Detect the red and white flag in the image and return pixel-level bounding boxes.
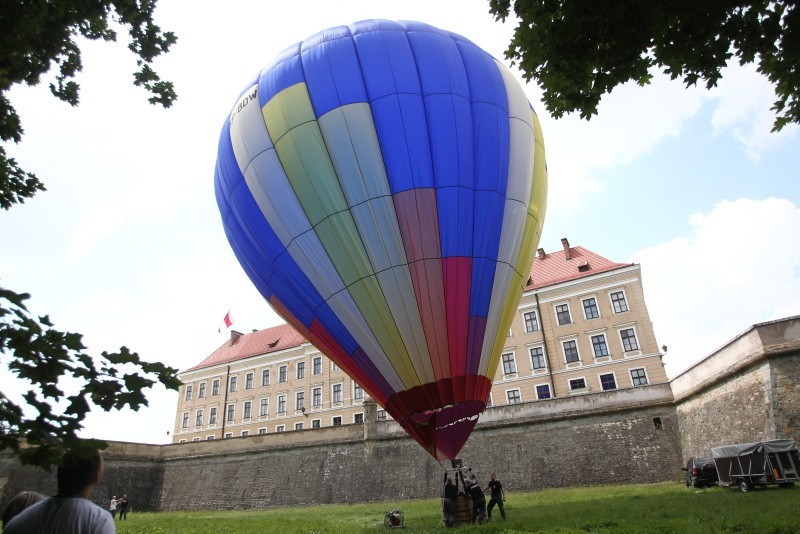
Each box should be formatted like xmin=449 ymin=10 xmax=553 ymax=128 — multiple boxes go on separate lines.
xmin=223 ymin=311 xmax=233 ymax=328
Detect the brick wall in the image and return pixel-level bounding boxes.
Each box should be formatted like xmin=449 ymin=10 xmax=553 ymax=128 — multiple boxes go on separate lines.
xmin=0 ymin=398 xmax=679 ymax=512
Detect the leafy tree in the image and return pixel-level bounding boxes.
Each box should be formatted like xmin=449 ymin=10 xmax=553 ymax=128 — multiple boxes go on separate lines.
xmin=489 ymin=0 xmax=800 ymax=131
xmin=0 ymin=0 xmax=180 ymax=470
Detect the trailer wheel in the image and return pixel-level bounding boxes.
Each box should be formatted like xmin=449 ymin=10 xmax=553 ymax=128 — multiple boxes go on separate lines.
xmin=737 ymin=479 xmax=751 ymax=492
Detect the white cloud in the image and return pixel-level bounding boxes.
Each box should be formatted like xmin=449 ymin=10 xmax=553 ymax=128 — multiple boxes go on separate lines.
xmin=532 ymin=73 xmax=706 ymax=218
xmin=709 ymin=64 xmax=799 ymax=161
xmin=633 ymin=197 xmax=800 ymax=377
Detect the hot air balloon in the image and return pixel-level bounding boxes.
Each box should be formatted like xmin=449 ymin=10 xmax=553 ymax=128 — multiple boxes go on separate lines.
xmin=214 ymin=20 xmax=547 ymax=460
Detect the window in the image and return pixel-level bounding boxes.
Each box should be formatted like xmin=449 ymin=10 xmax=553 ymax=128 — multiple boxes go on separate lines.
xmin=226 ymin=404 xmax=235 ymax=422
xmin=279 ymin=365 xmax=287 ymax=383
xmin=486 ymin=394 xmax=493 ymax=408
xmin=331 ymin=362 xmax=340 ymax=371
xmin=523 ymin=310 xmax=539 ymax=332
xmin=245 ymin=372 xmax=253 ymax=390
xmin=241 ymin=430 xmax=250 ymax=437
xmin=312 ymin=419 xmax=321 ymax=429
xmin=192 ymin=437 xmax=200 ymax=442
xmin=569 ymin=378 xmax=587 ymax=391
xmin=295 ymin=422 xmax=304 ymax=431
xmin=536 ymin=384 xmax=551 ymax=400
xmin=209 ymin=407 xmax=217 ymax=425
xmin=296 ymin=361 xmax=305 ymax=379
xmin=258 ymin=428 xmax=267 ymax=435
xmin=313 ymin=357 xmax=322 ymax=375
xmin=333 ymin=383 xmax=343 ymax=403
xmin=184 ymin=385 xmax=193 ymax=401
xmin=611 ymin=291 xmax=629 ymax=313
xmin=563 ymin=340 xmax=580 ymax=363
xmin=243 ymin=400 xmax=252 ymax=419
xmin=620 ymin=328 xmax=639 ymax=351
xmin=377 ymin=410 xmax=387 ymax=421
xmin=212 ymin=379 xmax=220 ymax=396
xmin=260 ymin=398 xmax=269 ymax=417
xmin=312 ymin=387 xmax=322 ymax=407
xmin=582 ymin=297 xmax=599 ymax=319
xmin=195 ymin=410 xmax=203 ymax=427
xmin=277 ymin=395 xmax=286 ymax=414
xmin=332 ymin=416 xmax=342 ymax=426
xmin=207 ymin=435 xmax=215 ymax=441
xmin=296 ymin=391 xmax=305 ymax=411
xmin=530 ymin=347 xmax=546 ymax=370
xmin=354 ymin=383 xmax=364 ymax=400
xmin=276 ymin=425 xmax=285 ymax=433
xmin=555 ymin=303 xmax=572 ymax=326
xmin=591 ymin=334 xmax=609 ymax=358
xmin=261 ymin=369 xmax=270 ymax=386
xmin=630 ymin=368 xmax=649 ymax=386
xmin=506 ymin=389 xmax=521 ymax=404
xmin=181 ymin=412 xmax=189 ymax=429
xmin=198 ymin=383 xmax=206 ymax=399
xmin=600 ymin=373 xmax=617 ymax=391
xmin=502 ymin=353 xmax=517 ymax=375
xmin=354 ymin=413 xmax=364 ymax=424
xmin=229 ymin=376 xmax=237 ymax=393
xmin=224 ymin=432 xmax=232 ymax=438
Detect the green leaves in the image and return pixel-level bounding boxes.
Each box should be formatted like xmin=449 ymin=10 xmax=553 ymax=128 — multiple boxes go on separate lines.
xmin=0 ymin=0 xmax=178 ymax=209
xmin=0 ymin=0 xmax=180 ymax=471
xmin=0 ymin=285 xmax=180 ymax=470
xmin=489 ymin=0 xmax=800 ymax=131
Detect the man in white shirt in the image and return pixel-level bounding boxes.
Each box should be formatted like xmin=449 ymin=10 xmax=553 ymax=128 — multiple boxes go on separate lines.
xmin=4 ymin=448 xmax=115 ymax=533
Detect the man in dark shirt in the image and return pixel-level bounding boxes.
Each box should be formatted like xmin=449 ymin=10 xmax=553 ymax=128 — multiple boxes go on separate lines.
xmin=442 ymin=475 xmax=458 ymax=526
xmin=484 ymin=473 xmax=506 ymax=521
xmin=465 ymin=479 xmax=486 ymax=524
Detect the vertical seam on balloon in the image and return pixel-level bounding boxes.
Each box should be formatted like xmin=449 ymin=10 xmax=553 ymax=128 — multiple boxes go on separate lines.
xmin=348 ymin=28 xmax=436 ymax=390
xmin=403 ymin=29 xmax=449 ymax=387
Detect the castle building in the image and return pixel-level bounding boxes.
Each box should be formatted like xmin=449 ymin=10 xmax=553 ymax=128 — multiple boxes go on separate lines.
xmin=173 ymin=238 xmax=666 ymax=442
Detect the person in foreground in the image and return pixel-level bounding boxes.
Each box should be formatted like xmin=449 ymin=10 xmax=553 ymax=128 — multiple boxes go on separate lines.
xmin=4 ymin=448 xmax=115 ymax=534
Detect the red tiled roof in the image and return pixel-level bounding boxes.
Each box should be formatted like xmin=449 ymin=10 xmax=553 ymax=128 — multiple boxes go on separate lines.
xmin=185 ymin=323 xmax=307 ymax=372
xmin=525 ymin=245 xmax=632 ymax=290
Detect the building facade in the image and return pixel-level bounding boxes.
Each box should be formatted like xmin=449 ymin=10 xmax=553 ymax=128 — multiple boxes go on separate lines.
xmin=173 ymin=238 xmax=667 ymax=442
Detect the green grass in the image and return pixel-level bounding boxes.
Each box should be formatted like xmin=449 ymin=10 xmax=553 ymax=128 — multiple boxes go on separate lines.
xmin=115 ymin=482 xmax=800 ymax=533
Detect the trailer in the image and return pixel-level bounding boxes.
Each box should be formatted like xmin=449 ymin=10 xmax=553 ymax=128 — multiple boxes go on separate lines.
xmin=711 ymin=439 xmax=800 ymax=492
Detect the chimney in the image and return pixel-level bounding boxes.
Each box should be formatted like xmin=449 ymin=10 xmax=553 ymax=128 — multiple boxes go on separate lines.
xmin=537 ymin=248 xmax=546 ymax=260
xmin=229 ymin=330 xmax=243 ymax=346
xmin=561 ymin=238 xmax=571 ymax=260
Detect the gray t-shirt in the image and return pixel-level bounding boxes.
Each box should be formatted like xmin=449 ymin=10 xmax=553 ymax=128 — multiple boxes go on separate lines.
xmin=4 ymin=496 xmax=115 ymax=534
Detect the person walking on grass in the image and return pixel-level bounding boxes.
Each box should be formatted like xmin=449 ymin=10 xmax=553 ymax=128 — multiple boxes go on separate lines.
xmin=484 ymin=472 xmax=507 ymax=521
xmin=118 ymin=495 xmax=129 ymax=520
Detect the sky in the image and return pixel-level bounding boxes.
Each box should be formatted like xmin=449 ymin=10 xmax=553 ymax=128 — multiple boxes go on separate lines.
xmin=2 ymin=0 xmax=798 ymax=445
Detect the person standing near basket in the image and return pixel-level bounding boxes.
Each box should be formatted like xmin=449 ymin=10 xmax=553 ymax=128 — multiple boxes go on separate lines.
xmin=484 ymin=473 xmax=507 ymax=521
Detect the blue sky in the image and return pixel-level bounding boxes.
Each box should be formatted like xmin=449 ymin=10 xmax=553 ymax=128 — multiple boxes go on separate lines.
xmin=1 ymin=0 xmax=798 ymax=444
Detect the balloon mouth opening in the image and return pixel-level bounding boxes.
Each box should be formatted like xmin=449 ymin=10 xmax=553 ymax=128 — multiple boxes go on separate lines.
xmin=400 ymin=400 xmax=485 ymax=460
xmin=408 ymin=404 xmax=481 ymax=429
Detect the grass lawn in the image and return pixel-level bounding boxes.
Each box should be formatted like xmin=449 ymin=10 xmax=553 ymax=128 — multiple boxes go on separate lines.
xmin=115 ymin=482 xmax=799 ymax=533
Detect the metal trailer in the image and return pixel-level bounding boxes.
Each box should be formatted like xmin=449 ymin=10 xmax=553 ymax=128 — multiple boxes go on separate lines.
xmin=711 ymin=439 xmax=800 ymax=492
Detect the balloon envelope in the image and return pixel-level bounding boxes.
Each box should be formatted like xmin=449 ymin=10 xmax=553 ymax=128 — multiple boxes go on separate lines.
xmin=214 ymin=20 xmax=547 ymax=460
